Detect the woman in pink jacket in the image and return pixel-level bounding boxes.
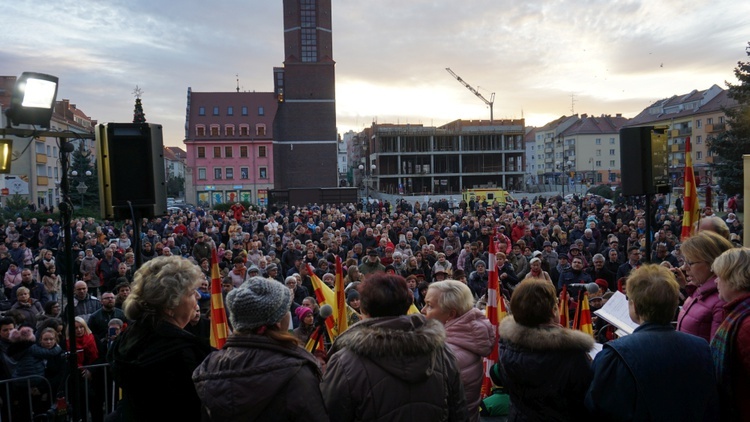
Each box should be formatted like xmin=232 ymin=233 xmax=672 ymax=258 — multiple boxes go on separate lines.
xmin=674 ymin=230 xmax=733 ymax=342
xmin=423 ymin=279 xmax=496 ymax=422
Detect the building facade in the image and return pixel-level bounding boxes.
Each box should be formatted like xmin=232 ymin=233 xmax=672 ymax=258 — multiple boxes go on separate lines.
xmin=356 ymin=119 xmax=526 ymax=195
xmin=625 ymin=84 xmax=734 ymax=186
xmin=559 ymin=114 xmax=629 ymax=185
xmin=183 ymin=89 xmax=278 ymax=207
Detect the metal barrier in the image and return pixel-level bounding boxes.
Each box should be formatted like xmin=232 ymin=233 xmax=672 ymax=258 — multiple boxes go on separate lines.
xmin=0 ymin=363 xmax=117 ymax=422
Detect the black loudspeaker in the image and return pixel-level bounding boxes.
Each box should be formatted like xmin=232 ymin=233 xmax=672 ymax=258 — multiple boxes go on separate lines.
xmin=620 ymin=126 xmax=670 ymax=196
xmin=96 ymin=123 xmax=167 ymax=220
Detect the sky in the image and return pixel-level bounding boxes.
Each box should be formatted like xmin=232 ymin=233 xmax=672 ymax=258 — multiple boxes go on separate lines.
xmin=2 ymin=0 xmax=749 ymax=148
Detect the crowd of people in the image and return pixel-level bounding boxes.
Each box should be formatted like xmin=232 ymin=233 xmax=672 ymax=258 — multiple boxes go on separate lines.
xmin=0 ymin=191 xmax=747 ymax=421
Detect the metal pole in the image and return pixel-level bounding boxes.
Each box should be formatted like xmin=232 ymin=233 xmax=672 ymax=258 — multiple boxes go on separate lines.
xmin=60 ymin=138 xmax=80 ymax=420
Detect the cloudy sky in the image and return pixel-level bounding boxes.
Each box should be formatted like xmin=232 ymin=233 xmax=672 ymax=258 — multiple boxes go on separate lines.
xmin=2 ymin=0 xmax=748 ymax=147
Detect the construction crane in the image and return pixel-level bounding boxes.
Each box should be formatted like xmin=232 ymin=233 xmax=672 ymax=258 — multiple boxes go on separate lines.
xmin=446 ymin=67 xmax=495 ymax=122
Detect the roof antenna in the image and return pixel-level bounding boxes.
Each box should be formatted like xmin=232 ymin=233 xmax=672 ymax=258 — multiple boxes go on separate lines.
xmin=236 ymin=74 xmax=240 ymax=93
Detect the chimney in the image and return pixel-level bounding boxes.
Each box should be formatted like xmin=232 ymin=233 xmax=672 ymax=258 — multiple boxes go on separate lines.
xmin=616 ymin=113 xmax=622 ymax=118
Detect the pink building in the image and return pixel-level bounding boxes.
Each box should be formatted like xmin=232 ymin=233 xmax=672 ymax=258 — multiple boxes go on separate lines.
xmin=184 ymin=90 xmax=278 ymax=207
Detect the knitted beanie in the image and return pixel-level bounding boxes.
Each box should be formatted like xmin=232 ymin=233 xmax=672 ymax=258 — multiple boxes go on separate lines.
xmin=294 ymin=306 xmax=313 ymax=321
xmin=226 ymin=276 xmax=292 ymax=331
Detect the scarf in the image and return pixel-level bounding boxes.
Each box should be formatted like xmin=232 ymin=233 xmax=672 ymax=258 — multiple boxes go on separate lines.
xmin=711 ymin=295 xmax=750 ymax=419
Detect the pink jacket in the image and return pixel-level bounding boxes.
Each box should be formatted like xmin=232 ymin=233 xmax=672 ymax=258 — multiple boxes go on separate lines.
xmin=676 ymin=276 xmax=725 ymax=342
xmin=444 ymin=307 xmax=496 ymax=422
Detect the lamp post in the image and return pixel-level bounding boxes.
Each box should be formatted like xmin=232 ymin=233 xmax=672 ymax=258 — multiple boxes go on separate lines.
xmin=358 ymin=163 xmax=376 ymax=207
xmin=71 ymin=170 xmax=92 ymax=208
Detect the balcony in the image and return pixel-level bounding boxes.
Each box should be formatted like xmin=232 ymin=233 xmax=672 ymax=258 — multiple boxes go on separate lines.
xmin=671 ymin=144 xmax=685 ymax=152
xmin=544 ymin=147 xmax=553 ymax=153
xmin=678 ymin=127 xmax=692 ymax=136
xmin=706 ymin=156 xmax=714 ymax=164
xmin=37 ymin=176 xmax=49 ymax=186
xmin=706 ymin=123 xmax=726 ymax=133
xmin=36 ymin=153 xmax=47 ymax=164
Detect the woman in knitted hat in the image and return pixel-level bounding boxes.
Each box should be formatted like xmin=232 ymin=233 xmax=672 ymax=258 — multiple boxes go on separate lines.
xmin=293 ymin=305 xmax=315 ymax=344
xmin=193 ymin=276 xmax=328 ymax=421
xmin=109 ymin=256 xmax=213 ymax=422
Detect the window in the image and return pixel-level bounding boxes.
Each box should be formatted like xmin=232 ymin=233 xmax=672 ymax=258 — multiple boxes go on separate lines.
xmin=719 ymin=116 xmax=725 ymax=124
xmin=213 ymin=147 xmax=221 ymax=158
xmin=52 ymin=146 xmax=57 ymax=157
xmin=214 ymin=168 xmax=222 ymax=179
xmin=240 ymin=167 xmax=249 ymax=179
xmin=696 ymin=119 xmax=702 ymax=128
xmin=697 ymin=151 xmax=703 ymax=160
xmin=595 ymin=138 xmax=601 ymax=145
xmin=225 ymin=146 xmax=233 ymax=158
xmin=46 ymin=145 xmax=51 ymax=156
xmin=596 ymin=150 xmax=601 ymax=156
xmin=199 ymin=107 xmax=205 ymax=116
xmin=256 ymin=124 xmax=266 ymax=136
xmin=300 ymin=1 xmax=317 ymax=63
xmin=610 ymin=138 xmax=615 ymax=144
xmin=696 ymin=135 xmax=702 ymax=144
xmin=197 ymin=147 xmax=205 ymax=158
xmin=196 ymin=126 xmax=205 ymax=137
xmin=240 ymin=146 xmax=248 ymax=157
xmin=241 ymin=106 xmax=248 ymax=116
xmin=610 ymin=160 xmax=616 ymax=167
xmin=226 ymin=125 xmax=235 ymax=136
xmin=609 ymin=149 xmax=615 ymax=155
xmin=707 ymin=118 xmax=713 ymax=125
xmin=239 ymin=125 xmax=249 ymax=136
xmin=213 ymin=106 xmax=219 ymax=116
xmin=227 ymin=106 xmax=233 ymax=116
xmin=258 ymin=146 xmax=267 ymax=157
xmin=210 ymin=126 xmax=219 ymax=137
xmin=226 ymin=168 xmax=234 ymax=179
xmin=198 ymin=168 xmax=207 ymax=180
xmin=595 ymin=160 xmax=601 ymax=167
xmin=258 ymin=106 xmax=265 ymax=116
xmin=259 ymin=167 xmax=267 ymax=179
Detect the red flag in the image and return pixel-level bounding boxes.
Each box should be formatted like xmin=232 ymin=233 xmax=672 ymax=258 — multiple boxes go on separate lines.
xmin=481 ymin=231 xmax=505 ymax=399
xmin=209 ymin=249 xmax=229 ymax=348
xmin=681 ymin=136 xmax=700 ymax=240
xmin=559 ymin=285 xmax=570 ymax=328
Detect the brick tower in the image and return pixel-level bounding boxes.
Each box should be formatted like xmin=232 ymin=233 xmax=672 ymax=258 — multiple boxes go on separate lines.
xmin=273 ymin=0 xmax=338 ymax=189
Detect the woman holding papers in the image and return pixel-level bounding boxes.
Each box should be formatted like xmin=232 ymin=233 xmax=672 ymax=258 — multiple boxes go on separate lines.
xmin=710 ymin=247 xmax=750 ymax=421
xmin=586 ymin=265 xmax=718 ymax=421
xmin=675 ymin=231 xmax=733 ymax=342
xmin=491 ymin=278 xmax=594 ymax=421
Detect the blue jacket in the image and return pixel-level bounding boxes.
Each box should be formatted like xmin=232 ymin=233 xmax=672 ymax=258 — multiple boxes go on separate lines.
xmin=586 ymin=323 xmax=718 ymax=421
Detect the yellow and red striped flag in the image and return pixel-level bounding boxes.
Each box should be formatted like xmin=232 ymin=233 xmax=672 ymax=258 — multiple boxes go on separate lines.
xmin=481 ymin=232 xmax=505 ymax=398
xmin=304 ymin=264 xmax=338 ymax=353
xmin=572 ymin=291 xmax=594 ymax=336
xmin=559 ymin=285 xmax=570 ymax=328
xmin=209 ymin=249 xmax=229 ymax=348
xmin=334 ymin=257 xmax=348 ymax=337
xmin=681 ymin=136 xmax=700 ymax=240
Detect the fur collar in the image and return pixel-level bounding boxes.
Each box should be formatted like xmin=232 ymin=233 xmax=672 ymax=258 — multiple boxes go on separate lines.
xmin=332 ymin=314 xmax=446 ymax=358
xmin=500 ymin=316 xmax=594 ymax=352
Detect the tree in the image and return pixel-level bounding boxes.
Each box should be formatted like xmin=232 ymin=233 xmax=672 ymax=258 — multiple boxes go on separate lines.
xmin=708 ymin=42 xmax=750 ymax=196
xmin=69 ymin=140 xmax=99 ymax=210
xmin=132 ymin=85 xmax=146 ymax=124
xmin=167 ymin=175 xmax=185 ymax=197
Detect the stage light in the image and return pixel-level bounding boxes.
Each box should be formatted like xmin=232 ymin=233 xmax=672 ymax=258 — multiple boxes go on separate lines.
xmin=5 ymin=72 xmax=59 ymax=127
xmin=0 ymin=139 xmax=11 ymax=173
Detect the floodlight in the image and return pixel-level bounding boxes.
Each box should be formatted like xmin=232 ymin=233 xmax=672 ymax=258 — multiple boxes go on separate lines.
xmin=5 ymin=72 xmax=59 ymax=127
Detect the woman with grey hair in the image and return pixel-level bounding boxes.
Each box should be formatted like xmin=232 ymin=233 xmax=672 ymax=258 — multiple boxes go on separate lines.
xmin=524 ymin=257 xmax=552 ymax=283
xmin=422 ymin=280 xmax=495 ymax=422
xmin=109 ymin=256 xmax=213 ymax=422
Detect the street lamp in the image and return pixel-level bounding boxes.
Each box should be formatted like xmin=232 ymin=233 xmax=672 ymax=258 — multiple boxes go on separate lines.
xmin=71 ymin=170 xmax=92 ymax=208
xmin=358 ymin=163 xmax=376 ymax=206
